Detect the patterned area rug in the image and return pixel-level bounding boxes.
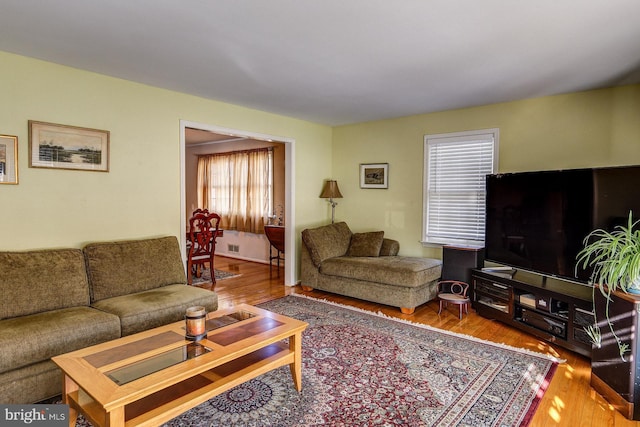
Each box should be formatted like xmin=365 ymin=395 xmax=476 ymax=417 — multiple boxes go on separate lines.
xmin=73 ymin=295 xmax=558 ymax=426
xmin=191 ymin=268 xmax=241 ymax=285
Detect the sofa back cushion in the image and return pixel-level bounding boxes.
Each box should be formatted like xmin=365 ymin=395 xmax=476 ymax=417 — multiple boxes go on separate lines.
xmin=301 ymin=222 xmax=352 ymax=266
xmin=84 ymin=236 xmax=187 ymax=302
xmin=0 ymin=249 xmax=90 ymax=319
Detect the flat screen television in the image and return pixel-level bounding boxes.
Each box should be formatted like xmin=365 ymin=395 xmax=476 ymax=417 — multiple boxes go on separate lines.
xmin=485 ymin=165 xmax=640 ymax=283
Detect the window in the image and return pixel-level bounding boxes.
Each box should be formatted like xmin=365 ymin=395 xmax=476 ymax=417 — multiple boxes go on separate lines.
xmin=196 ymin=148 xmax=273 ymax=233
xmin=422 ymin=129 xmax=498 ymax=246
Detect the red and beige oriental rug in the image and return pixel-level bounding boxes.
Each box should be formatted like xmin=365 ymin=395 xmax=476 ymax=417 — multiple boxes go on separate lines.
xmin=76 ymin=294 xmax=559 ymax=426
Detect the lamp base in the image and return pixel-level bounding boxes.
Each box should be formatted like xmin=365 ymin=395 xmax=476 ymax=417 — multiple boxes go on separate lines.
xmin=329 ymin=199 xmax=338 ymax=223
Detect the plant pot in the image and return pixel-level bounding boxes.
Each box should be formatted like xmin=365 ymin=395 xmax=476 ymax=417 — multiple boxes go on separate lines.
xmin=590 ymin=289 xmax=640 ymax=420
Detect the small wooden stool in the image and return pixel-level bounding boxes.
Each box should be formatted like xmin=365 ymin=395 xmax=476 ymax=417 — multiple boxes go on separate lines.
xmin=437 ymin=280 xmax=471 ymax=319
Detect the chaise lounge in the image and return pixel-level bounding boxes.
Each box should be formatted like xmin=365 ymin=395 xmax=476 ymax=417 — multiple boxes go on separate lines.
xmin=300 ymin=222 xmax=442 ymax=314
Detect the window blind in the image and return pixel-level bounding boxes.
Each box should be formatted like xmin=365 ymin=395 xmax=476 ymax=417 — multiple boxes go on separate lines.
xmin=424 ymin=131 xmax=497 ymax=245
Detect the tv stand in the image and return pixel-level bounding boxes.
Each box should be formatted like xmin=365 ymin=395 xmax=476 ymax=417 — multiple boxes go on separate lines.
xmin=471 ymin=268 xmax=593 ymax=358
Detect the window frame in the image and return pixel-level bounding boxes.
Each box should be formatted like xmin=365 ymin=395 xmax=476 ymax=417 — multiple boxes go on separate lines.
xmin=422 ymin=128 xmax=499 ymax=247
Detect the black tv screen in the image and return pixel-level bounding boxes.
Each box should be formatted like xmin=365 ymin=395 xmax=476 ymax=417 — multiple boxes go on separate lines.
xmin=485 ymin=166 xmax=640 ymax=283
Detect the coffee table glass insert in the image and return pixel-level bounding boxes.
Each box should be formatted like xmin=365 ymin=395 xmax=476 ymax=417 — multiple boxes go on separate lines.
xmin=101 ymin=311 xmax=257 ymax=385
xmin=106 ymin=342 xmax=211 ymax=385
xmin=87 ymin=311 xmax=262 ymax=386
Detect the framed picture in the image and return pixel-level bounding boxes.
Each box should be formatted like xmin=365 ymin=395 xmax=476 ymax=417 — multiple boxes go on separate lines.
xmin=360 ymin=163 xmax=388 ymax=189
xmin=29 ymin=120 xmax=110 ymax=172
xmin=0 ymin=134 xmax=18 ymax=184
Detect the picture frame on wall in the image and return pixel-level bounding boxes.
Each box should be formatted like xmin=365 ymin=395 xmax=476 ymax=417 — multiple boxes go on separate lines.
xmin=28 ymin=120 xmax=110 ymax=172
xmin=0 ymin=134 xmax=19 ymax=184
xmin=360 ymin=163 xmax=388 ymax=189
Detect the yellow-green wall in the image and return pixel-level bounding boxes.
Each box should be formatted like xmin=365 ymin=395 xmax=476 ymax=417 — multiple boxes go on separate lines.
xmin=332 ymin=85 xmax=640 ymax=258
xmin=0 ymin=51 xmax=333 ymax=269
xmin=2 ymin=50 xmax=639 ymax=277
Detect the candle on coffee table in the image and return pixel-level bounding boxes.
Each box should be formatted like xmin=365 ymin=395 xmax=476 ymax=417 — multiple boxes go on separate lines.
xmin=185 ymin=306 xmax=206 ymax=340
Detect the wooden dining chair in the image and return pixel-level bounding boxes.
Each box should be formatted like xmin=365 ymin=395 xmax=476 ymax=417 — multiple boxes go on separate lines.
xmin=187 ymin=210 xmax=221 ymax=285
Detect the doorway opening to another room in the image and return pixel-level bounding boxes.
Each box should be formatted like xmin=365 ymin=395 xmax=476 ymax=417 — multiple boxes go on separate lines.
xmin=180 ymin=120 xmax=296 ymax=286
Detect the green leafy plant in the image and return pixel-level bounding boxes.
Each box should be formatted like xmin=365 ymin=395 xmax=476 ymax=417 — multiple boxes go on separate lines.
xmin=576 ymin=211 xmax=640 ymax=361
xmin=584 ymin=323 xmax=602 ymax=348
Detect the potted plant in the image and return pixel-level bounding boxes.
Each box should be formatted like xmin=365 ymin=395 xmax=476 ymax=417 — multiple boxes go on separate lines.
xmin=576 ymin=211 xmax=640 ymax=361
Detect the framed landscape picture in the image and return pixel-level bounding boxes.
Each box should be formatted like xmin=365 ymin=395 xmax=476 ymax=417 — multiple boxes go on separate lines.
xmin=29 ymin=121 xmax=110 ymax=172
xmin=360 ymin=163 xmax=388 ymax=189
xmin=0 ymin=134 xmax=18 ymax=184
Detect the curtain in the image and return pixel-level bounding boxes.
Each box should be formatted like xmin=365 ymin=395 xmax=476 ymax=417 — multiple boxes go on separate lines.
xmin=197 ymin=148 xmax=272 ymax=234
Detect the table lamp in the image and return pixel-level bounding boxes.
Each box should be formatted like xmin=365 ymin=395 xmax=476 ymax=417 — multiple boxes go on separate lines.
xmin=320 ymin=180 xmax=343 ymax=224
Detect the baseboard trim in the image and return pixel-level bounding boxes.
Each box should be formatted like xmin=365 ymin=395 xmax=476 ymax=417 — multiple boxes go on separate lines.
xmin=591 ymin=372 xmax=634 ymax=420
xmin=216 ymin=253 xmax=271 ymax=265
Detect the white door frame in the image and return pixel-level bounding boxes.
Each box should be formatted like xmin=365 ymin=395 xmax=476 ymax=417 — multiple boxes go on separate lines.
xmin=179 ymin=120 xmax=296 ymax=286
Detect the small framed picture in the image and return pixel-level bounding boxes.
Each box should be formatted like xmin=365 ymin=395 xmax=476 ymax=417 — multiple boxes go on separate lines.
xmin=0 ymin=134 xmax=19 ymax=184
xmin=29 ymin=120 xmax=110 ymax=172
xmin=360 ymin=163 xmax=388 ymax=189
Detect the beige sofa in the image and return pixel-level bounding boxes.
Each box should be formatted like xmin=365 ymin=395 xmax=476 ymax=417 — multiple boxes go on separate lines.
xmin=301 ymin=222 xmax=442 ymax=314
xmin=0 ymin=236 xmax=218 ymax=404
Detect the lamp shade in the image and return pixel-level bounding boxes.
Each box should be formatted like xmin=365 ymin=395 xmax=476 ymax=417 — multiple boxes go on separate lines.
xmin=320 ymin=180 xmax=343 ymax=199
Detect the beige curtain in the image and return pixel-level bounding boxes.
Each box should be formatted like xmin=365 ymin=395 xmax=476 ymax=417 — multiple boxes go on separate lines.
xmin=196 ymin=148 xmax=272 ymax=234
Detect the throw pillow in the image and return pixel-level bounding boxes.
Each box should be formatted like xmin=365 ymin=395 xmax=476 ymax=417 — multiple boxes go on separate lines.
xmin=347 ymin=231 xmax=385 ymax=257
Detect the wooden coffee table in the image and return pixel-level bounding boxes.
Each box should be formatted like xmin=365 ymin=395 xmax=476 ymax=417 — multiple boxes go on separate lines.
xmin=52 ymin=304 xmax=308 ymax=427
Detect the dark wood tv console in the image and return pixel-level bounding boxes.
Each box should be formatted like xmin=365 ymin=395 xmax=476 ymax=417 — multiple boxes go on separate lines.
xmin=471 ymin=268 xmax=594 ymax=358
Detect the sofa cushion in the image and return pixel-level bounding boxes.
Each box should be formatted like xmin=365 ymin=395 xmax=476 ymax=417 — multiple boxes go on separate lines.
xmin=301 ymin=222 xmax=352 ymax=266
xmin=84 ymin=236 xmax=187 ymax=302
xmin=347 ymin=231 xmax=385 ymax=257
xmin=91 ymin=284 xmax=218 ymax=336
xmin=320 ymin=256 xmax=442 ymax=288
xmin=0 ymin=249 xmax=90 ymax=320
xmin=380 ymin=238 xmax=400 ymax=256
xmin=0 ymin=306 xmax=121 ymax=374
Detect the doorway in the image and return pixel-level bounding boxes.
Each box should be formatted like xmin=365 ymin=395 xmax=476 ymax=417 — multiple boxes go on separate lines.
xmin=179 ymin=120 xmax=296 ymax=286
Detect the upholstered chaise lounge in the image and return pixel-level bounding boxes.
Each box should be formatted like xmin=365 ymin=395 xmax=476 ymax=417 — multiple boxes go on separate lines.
xmin=0 ymin=236 xmax=218 ymax=404
xmin=301 ymin=222 xmax=442 ymax=314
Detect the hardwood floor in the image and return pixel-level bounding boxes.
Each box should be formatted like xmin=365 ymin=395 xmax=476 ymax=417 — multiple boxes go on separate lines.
xmin=203 ymin=256 xmax=640 ymax=426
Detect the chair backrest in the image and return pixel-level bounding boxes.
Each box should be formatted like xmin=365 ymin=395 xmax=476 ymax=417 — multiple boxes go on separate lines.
xmin=192 ymin=208 xmax=208 ymax=215
xmin=188 ymin=211 xmax=221 ymax=258
xmin=438 ymin=280 xmax=469 ymax=296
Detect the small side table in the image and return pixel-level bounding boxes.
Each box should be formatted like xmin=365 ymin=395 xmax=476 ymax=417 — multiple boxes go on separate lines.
xmin=264 ymin=225 xmax=285 ymax=270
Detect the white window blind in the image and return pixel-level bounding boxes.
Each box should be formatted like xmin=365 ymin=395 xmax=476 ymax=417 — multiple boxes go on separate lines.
xmin=423 ymin=129 xmax=498 ymax=246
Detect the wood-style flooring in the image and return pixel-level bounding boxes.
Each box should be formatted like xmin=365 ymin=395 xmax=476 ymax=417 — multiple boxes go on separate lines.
xmin=202 ymin=256 xmax=640 ymax=427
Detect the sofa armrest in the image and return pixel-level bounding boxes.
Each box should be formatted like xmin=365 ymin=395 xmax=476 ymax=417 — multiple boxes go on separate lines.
xmin=380 ymin=238 xmax=400 ymax=256
xmin=301 ymin=222 xmax=352 ymax=266
xmin=300 ymin=243 xmax=320 ymax=288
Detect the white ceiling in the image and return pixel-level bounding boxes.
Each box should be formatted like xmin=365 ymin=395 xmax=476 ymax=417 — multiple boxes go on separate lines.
xmin=1 ymin=1 xmax=639 ymax=126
